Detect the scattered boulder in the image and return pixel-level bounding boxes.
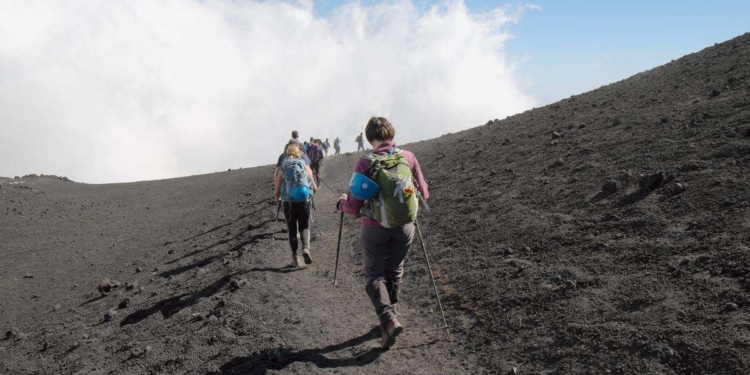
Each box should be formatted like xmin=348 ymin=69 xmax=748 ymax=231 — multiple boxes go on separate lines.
xmin=678 ymin=162 xmax=704 ymax=172
xmin=230 ymin=278 xmax=247 ymax=291
xmin=601 ymin=180 xmax=620 ymax=194
xmin=135 ymin=267 xmax=143 ymax=273
xmin=638 ymin=172 xmax=666 ymax=192
xmin=502 ymin=138 xmax=511 ymax=146
xmin=725 ymin=302 xmax=739 ymax=312
xmin=23 ymin=273 xmax=34 ymax=279
xmin=550 ymin=158 xmax=565 ymax=168
xmin=617 ymin=170 xmax=634 ymax=182
xmin=118 ymin=299 xmax=131 ymax=309
xmin=551 ymin=131 xmax=561 ymax=139
xmin=191 ymin=313 xmax=204 ymax=322
xmin=663 ymin=183 xmax=687 ymax=196
xmin=709 ymin=89 xmax=721 ymax=98
xmin=53 ymin=304 xmax=61 ymax=312
xmin=125 ymin=280 xmax=139 ymax=291
xmin=104 ymin=309 xmax=116 ymax=322
xmin=720 ymin=198 xmax=737 ymax=208
xmin=98 ymin=278 xmax=121 ymax=296
xmin=658 ymin=346 xmax=676 ymax=358
xmin=5 ymin=327 xmax=26 ymax=340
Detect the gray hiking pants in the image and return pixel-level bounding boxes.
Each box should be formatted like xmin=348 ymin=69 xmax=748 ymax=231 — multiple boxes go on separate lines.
xmin=361 ymin=223 xmax=415 ymax=326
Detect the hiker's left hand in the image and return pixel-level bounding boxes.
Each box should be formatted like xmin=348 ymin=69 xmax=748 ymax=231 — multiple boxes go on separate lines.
xmin=339 ymin=193 xmax=347 ymax=201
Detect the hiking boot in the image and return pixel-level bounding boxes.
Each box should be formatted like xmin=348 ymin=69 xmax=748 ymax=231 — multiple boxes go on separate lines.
xmin=302 ymin=248 xmax=313 ymax=265
xmin=289 ymin=255 xmax=301 ymax=268
xmin=379 ymin=318 xmax=403 ymax=349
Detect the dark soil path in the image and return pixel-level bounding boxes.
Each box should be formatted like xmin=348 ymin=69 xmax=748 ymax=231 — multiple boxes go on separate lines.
xmin=0 ymin=166 xmax=477 ymax=374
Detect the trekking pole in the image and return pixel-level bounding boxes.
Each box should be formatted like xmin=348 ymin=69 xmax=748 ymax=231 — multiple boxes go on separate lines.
xmin=317 ymin=177 xmax=337 ymax=194
xmin=415 ymin=220 xmax=448 ymax=330
xmin=333 ymin=211 xmax=344 ymax=286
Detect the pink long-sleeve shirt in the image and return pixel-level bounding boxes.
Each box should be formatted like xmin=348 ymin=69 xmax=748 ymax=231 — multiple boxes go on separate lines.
xmin=340 ymin=140 xmax=429 ymax=228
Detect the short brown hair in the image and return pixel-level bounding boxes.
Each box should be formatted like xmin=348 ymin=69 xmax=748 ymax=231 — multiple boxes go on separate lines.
xmin=291 ymin=130 xmax=299 ymax=139
xmin=365 ymin=116 xmax=395 ymax=143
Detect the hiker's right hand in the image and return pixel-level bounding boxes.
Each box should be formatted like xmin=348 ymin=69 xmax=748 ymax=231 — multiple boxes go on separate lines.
xmin=339 ymin=193 xmax=347 ymax=201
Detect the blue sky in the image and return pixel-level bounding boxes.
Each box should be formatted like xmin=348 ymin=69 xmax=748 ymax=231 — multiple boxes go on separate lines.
xmin=316 ymin=0 xmax=750 ymax=105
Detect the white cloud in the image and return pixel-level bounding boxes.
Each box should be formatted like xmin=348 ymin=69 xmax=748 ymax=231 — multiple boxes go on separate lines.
xmin=0 ymin=0 xmax=536 ymax=183
xmin=592 ymin=52 xmax=614 ymax=68
xmin=524 ymin=4 xmax=543 ymax=11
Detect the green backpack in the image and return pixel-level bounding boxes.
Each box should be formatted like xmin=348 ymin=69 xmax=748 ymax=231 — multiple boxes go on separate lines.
xmin=362 ymin=148 xmax=418 ymax=228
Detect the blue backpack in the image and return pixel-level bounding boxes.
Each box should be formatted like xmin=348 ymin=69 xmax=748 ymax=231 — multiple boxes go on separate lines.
xmin=280 ymin=158 xmax=312 ymax=203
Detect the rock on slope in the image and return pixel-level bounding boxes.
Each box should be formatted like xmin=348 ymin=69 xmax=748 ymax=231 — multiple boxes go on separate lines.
xmin=395 ymin=32 xmax=750 ymax=374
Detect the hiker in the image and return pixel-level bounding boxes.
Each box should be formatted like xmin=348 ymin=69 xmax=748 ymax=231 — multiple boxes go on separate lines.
xmin=355 ymin=132 xmax=365 ymax=152
xmin=307 ymin=139 xmax=324 ymax=185
xmin=322 ymin=138 xmax=331 ymax=156
xmin=334 ymin=136 xmax=341 ymax=155
xmin=338 ymin=116 xmax=429 ymax=349
xmin=275 ymin=135 xmax=310 ymax=179
xmin=275 ymin=144 xmax=318 ymax=267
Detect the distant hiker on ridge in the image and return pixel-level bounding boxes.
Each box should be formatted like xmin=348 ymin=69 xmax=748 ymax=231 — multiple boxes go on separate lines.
xmin=334 ymin=136 xmax=341 ymax=155
xmin=338 ymin=116 xmax=429 ymax=349
xmin=275 ymin=144 xmax=318 ymax=268
xmin=307 ymin=139 xmax=324 ymax=185
xmin=355 ymin=132 xmax=365 ymax=152
xmin=323 ymin=138 xmax=331 ymax=156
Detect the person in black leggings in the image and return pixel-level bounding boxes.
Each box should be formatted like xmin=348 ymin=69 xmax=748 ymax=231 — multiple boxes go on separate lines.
xmin=274 ymin=144 xmax=318 ymax=267
xmin=283 ymin=201 xmax=311 ymax=267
